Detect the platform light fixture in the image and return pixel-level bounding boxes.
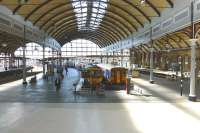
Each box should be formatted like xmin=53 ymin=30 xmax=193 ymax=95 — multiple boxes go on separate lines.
xmin=18 ymin=0 xmax=28 ymax=4
xmin=140 ymin=0 xmax=146 ymax=5
xmin=1 ymin=43 xmax=8 ymax=47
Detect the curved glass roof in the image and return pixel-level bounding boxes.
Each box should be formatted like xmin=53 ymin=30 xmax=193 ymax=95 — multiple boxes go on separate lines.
xmin=0 ymin=0 xmax=175 ymax=50
xmin=72 ymin=0 xmax=108 ymax=31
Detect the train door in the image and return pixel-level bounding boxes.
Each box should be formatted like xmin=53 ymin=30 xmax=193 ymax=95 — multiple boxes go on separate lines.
xmin=122 ymin=70 xmax=126 ymax=83
xmin=116 ymin=70 xmax=120 ymax=84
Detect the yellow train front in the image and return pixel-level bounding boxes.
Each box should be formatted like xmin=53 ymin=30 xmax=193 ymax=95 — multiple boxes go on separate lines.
xmin=97 ymin=64 xmax=128 ymax=90
xmin=87 ymin=66 xmax=103 ymax=87
xmin=81 ymin=65 xmax=104 ymax=89
xmin=110 ymin=67 xmax=127 ymax=85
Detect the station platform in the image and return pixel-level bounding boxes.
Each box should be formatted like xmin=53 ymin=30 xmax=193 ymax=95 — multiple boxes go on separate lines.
xmin=0 ymin=68 xmax=200 ymax=133
xmin=138 ymin=68 xmax=192 ymax=78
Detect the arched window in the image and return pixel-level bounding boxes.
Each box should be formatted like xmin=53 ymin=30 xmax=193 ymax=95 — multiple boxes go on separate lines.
xmin=15 ymin=43 xmax=54 ymax=59
xmin=61 ymin=39 xmax=102 ymax=57
xmin=14 ymin=43 xmax=46 ymax=68
xmin=15 ymin=43 xmax=43 ymax=59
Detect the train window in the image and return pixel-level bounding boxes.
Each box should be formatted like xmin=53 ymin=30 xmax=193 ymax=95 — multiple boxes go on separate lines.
xmin=90 ymin=70 xmax=102 ymax=77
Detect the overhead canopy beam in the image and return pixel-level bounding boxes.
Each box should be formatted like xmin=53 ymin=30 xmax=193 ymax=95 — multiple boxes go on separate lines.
xmin=49 ymin=18 xmax=127 ymax=39
xmin=59 ymin=31 xmax=111 ymax=47
xmin=174 ymin=34 xmax=190 ymax=47
xmin=123 ymin=0 xmax=151 ymax=23
xmin=27 ymin=0 xmax=153 ymax=27
xmin=58 ymin=29 xmax=115 ymax=47
xmin=40 ymin=6 xmax=138 ymax=32
xmin=166 ymin=0 xmax=174 ymax=7
xmin=54 ymin=23 xmax=122 ymax=42
xmin=46 ymin=14 xmax=129 ymax=37
xmin=58 ymin=31 xmax=110 ymax=47
xmin=56 ymin=25 xmax=118 ymax=45
xmin=24 ymin=0 xmax=52 ymax=21
xmin=45 ymin=11 xmax=132 ymax=35
xmin=146 ymin=0 xmax=161 ymax=17
xmin=54 ymin=24 xmax=120 ymax=45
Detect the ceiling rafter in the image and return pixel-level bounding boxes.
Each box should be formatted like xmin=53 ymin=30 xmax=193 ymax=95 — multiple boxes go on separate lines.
xmin=49 ymin=21 xmax=127 ymax=40
xmin=13 ymin=5 xmax=22 ymax=14
xmin=156 ymin=39 xmax=168 ymax=50
xmin=107 ymin=1 xmax=144 ymax=27
xmin=21 ymin=0 xmax=144 ymax=28
xmin=84 ymin=34 xmax=111 ymax=47
xmin=58 ymin=29 xmax=114 ymax=47
xmin=59 ymin=32 xmax=108 ymax=47
xmin=54 ymin=23 xmax=120 ymax=44
xmin=39 ymin=6 xmax=138 ymax=32
xmin=152 ymin=43 xmax=161 ymax=51
xmin=45 ymin=11 xmax=132 ymax=35
xmin=2 ymin=0 xmax=175 ymax=49
xmin=159 ymin=37 xmax=175 ymax=49
xmin=153 ymin=41 xmax=163 ymax=51
xmin=122 ymin=0 xmax=151 ymax=23
xmin=145 ymin=42 xmax=160 ymax=51
xmin=49 ymin=17 xmax=127 ymax=39
xmin=138 ymin=45 xmax=148 ymax=53
xmin=166 ymin=0 xmax=174 ymax=7
xmin=146 ymin=0 xmax=161 ymax=17
xmin=167 ymin=35 xmax=183 ymax=48
xmin=53 ymin=23 xmax=122 ymax=43
xmin=162 ymin=35 xmax=182 ymax=48
xmin=174 ymin=34 xmax=190 ymax=47
xmin=24 ymin=0 xmax=53 ymax=21
xmin=61 ymin=31 xmax=111 ymax=47
xmin=55 ymin=26 xmax=118 ymax=45
xmin=46 ymin=15 xmax=129 ymax=37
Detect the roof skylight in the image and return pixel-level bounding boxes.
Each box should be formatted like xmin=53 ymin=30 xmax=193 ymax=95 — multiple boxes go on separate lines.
xmin=72 ymin=0 xmax=108 ymax=31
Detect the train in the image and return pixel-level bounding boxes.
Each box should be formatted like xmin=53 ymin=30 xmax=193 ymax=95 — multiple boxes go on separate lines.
xmin=81 ymin=65 xmax=104 ymax=89
xmin=97 ymin=64 xmax=128 ymax=90
xmin=81 ymin=64 xmax=128 ymax=90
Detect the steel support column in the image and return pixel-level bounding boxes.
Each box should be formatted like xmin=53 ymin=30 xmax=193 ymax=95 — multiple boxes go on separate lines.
xmin=59 ymin=51 xmax=62 ymax=66
xmin=113 ymin=52 xmax=115 ymax=63
xmin=149 ymin=48 xmax=154 ymax=83
xmin=100 ymin=53 xmax=103 ymax=63
xmin=22 ymin=25 xmax=27 ymax=85
xmin=106 ymin=53 xmax=108 ymax=64
xmin=189 ymin=39 xmax=198 ymax=101
xmin=22 ymin=45 xmax=27 ymax=84
xmin=42 ymin=44 xmax=45 ymax=78
xmin=121 ymin=50 xmax=123 ymax=67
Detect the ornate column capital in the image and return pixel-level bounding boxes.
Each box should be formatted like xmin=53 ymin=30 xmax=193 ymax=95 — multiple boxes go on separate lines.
xmin=189 ymin=39 xmax=198 ymax=46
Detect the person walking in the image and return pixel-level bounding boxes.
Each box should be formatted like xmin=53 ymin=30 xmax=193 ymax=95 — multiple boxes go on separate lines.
xmin=65 ymin=65 xmax=68 ymax=76
xmin=55 ymin=65 xmax=63 ymax=91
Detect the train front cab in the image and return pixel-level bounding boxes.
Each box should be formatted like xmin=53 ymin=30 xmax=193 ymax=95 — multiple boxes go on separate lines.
xmin=110 ymin=67 xmax=127 ymax=85
xmin=106 ymin=67 xmax=127 ymax=90
xmin=88 ymin=66 xmax=103 ymax=86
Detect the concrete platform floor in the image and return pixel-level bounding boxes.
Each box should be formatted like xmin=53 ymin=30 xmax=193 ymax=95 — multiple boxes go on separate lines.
xmin=0 ymin=102 xmax=200 ymax=133
xmin=132 ymin=74 xmax=200 ymax=101
xmin=0 ymin=68 xmax=200 ymax=133
xmin=0 ymin=68 xmax=151 ymax=103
